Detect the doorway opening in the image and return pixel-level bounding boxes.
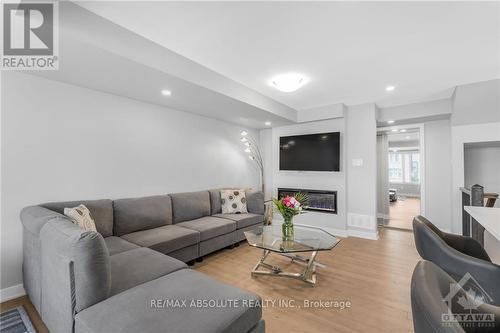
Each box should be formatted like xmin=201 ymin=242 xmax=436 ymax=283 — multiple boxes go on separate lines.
xmin=377 ymin=125 xmax=424 ymax=231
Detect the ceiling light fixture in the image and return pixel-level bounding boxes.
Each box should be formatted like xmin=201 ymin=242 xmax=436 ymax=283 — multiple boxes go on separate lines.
xmin=391 ymin=129 xmax=398 ymax=132
xmin=264 ymin=121 xmax=271 ymax=126
xmin=400 ymin=129 xmax=407 ymax=133
xmin=240 ymin=131 xmax=248 ymax=137
xmin=386 ymin=85 xmax=395 ymax=92
xmin=405 ymin=136 xmax=411 ymax=140
xmin=161 ymin=89 xmax=172 ymax=96
xmin=387 ymin=120 xmax=395 ymax=124
xmin=244 ymin=148 xmax=252 ymax=153
xmin=269 ymin=73 xmax=309 ymax=92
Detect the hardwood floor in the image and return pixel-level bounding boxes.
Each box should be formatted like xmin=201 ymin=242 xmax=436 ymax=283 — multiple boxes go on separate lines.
xmin=1 ymin=228 xmax=419 ymax=333
xmin=385 ymin=197 xmax=421 ymax=230
xmin=195 ymin=228 xmax=419 ymax=333
xmin=0 ymin=296 xmax=48 ymax=333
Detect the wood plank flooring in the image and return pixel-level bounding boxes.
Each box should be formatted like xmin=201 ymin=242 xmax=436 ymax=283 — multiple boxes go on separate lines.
xmin=1 ymin=228 xmax=419 ymax=333
xmin=0 ymin=296 xmax=48 ymax=333
xmin=385 ymin=197 xmax=421 ymax=230
xmin=195 ymin=228 xmax=419 ymax=333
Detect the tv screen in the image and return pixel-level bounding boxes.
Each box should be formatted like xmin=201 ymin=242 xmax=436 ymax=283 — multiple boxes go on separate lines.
xmin=280 ymin=132 xmax=340 ymax=171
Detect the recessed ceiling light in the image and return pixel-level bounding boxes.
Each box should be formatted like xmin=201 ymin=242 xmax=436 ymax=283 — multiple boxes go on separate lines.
xmin=161 ymin=89 xmax=172 ymax=96
xmin=269 ymin=73 xmax=309 ymax=92
xmin=387 ymin=120 xmax=395 ymax=124
xmin=391 ymin=129 xmax=398 ymax=132
xmin=264 ymin=121 xmax=271 ymax=126
xmin=386 ymin=85 xmax=395 ymax=92
xmin=405 ymin=136 xmax=411 ymax=140
xmin=400 ymin=129 xmax=407 ymax=133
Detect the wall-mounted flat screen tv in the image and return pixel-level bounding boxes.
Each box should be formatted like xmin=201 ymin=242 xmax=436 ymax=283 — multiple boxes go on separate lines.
xmin=279 ymin=132 xmax=340 ymax=171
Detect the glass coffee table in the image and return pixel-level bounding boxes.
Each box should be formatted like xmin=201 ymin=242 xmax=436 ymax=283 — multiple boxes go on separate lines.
xmin=244 ymin=225 xmax=340 ymax=286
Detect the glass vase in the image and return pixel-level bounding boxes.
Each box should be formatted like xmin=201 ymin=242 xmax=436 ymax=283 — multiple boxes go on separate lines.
xmin=282 ymin=215 xmax=294 ymax=240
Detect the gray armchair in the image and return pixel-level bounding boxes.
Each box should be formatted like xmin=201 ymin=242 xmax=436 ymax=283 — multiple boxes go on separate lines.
xmin=411 ymin=260 xmax=500 ymax=333
xmin=413 ymin=216 xmax=500 ymax=305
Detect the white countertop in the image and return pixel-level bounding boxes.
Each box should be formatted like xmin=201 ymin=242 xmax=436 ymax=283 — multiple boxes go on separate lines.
xmin=464 ymin=206 xmax=500 ymax=241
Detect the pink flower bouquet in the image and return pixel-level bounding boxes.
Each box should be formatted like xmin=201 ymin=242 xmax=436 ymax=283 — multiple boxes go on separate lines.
xmin=273 ymin=193 xmax=308 ymax=239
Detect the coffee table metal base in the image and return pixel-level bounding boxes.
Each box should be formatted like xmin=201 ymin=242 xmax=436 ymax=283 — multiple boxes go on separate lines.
xmin=251 ymin=249 xmax=320 ymax=286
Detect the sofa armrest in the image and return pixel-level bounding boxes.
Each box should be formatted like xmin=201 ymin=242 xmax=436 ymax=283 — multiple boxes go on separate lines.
xmin=20 ymin=205 xmax=66 ymax=235
xmin=246 ymin=191 xmax=264 ymax=215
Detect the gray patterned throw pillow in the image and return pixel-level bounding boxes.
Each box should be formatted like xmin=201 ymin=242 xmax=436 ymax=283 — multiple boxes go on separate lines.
xmin=221 ymin=189 xmax=248 ymax=214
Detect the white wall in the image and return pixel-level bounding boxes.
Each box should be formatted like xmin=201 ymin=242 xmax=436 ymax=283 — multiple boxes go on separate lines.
xmin=450 ymin=79 xmax=500 ymax=234
xmin=296 ymin=103 xmax=345 ymax=123
xmin=346 ymin=104 xmax=378 ymax=239
xmin=261 ymin=118 xmax=347 ymax=234
xmin=464 ymin=144 xmax=500 ymax=207
xmin=451 ymin=122 xmax=500 ymax=233
xmin=1 ymin=72 xmax=260 ymax=292
xmin=378 ymin=98 xmax=452 ymax=123
xmin=424 ymin=119 xmax=452 ymax=231
xmin=452 ymin=79 xmax=500 ymax=126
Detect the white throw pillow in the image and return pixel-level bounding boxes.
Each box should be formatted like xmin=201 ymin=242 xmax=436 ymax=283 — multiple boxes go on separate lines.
xmin=64 ymin=204 xmax=97 ymax=232
xmin=221 ymin=189 xmax=248 ymax=214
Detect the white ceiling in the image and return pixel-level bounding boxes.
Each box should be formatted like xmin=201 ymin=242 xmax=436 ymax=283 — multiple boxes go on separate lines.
xmin=28 ymin=2 xmax=297 ymax=129
xmin=79 ymin=1 xmax=500 ymax=109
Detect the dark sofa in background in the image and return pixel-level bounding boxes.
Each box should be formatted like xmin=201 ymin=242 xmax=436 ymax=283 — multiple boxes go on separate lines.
xmin=20 ymin=189 xmax=265 ymax=333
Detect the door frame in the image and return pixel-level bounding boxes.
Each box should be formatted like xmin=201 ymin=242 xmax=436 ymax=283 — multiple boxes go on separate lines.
xmin=377 ymin=123 xmax=426 ymax=218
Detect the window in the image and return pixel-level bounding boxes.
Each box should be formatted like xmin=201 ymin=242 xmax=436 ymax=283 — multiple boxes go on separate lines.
xmin=388 ymin=151 xmax=420 ymax=184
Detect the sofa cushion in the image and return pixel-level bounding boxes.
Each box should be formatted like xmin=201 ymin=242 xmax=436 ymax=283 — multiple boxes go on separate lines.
xmin=41 ymin=199 xmax=113 ymax=237
xmin=213 ymin=213 xmax=264 ymax=229
xmin=110 ymin=247 xmax=186 ymax=296
xmin=75 ymin=269 xmax=262 ymax=333
xmin=176 ymin=216 xmax=236 ymax=241
xmin=170 ymin=191 xmax=210 ymax=223
xmin=113 ymin=195 xmax=172 ymax=236
xmin=121 ymin=225 xmax=199 ymax=254
xmin=64 ymin=204 xmax=97 ymax=232
xmin=246 ymin=191 xmax=265 ymax=215
xmin=208 ymin=189 xmax=222 ymax=215
xmin=104 ymin=236 xmax=139 ymax=256
xmin=221 ymin=189 xmax=248 ymax=214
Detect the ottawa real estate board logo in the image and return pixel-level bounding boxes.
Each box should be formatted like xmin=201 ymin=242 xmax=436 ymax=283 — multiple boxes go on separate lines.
xmin=1 ymin=1 xmax=58 ymax=70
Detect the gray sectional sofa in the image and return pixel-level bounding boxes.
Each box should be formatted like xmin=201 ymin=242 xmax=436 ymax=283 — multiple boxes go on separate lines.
xmin=20 ymin=189 xmax=265 ymax=333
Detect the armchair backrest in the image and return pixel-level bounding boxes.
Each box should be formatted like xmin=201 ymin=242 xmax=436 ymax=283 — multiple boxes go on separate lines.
xmin=413 ymin=215 xmax=500 ymax=305
xmin=411 ymin=261 xmax=466 ymax=333
xmin=411 ymin=260 xmax=500 ymax=333
xmin=413 ymin=216 xmax=452 ymax=269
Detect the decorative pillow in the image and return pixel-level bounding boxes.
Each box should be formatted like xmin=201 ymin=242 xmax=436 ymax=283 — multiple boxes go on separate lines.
xmin=64 ymin=204 xmax=97 ymax=232
xmin=221 ymin=189 xmax=248 ymax=214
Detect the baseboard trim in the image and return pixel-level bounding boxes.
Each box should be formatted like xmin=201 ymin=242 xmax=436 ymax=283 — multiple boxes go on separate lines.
xmin=347 ymin=229 xmax=379 ymax=240
xmin=0 ymin=284 xmax=26 ymax=302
